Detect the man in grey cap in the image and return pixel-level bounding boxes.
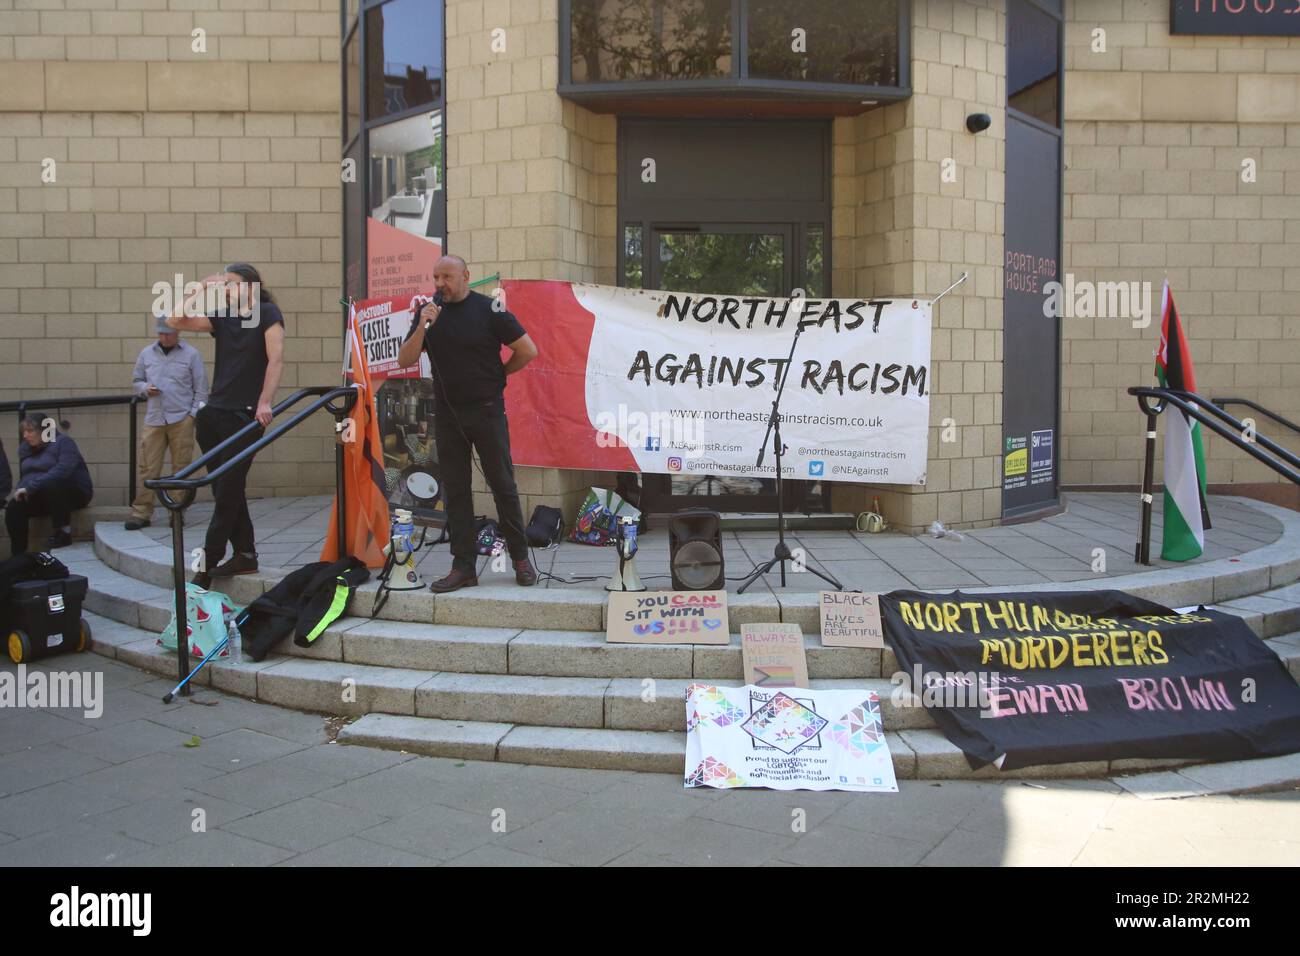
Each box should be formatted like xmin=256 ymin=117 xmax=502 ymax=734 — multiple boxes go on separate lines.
xmin=126 ymin=314 xmax=209 ymax=530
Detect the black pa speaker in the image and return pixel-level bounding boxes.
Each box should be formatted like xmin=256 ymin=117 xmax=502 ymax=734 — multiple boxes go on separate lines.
xmin=669 ymin=509 xmax=724 ymax=591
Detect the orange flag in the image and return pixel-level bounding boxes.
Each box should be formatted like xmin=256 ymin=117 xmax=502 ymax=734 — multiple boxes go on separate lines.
xmin=321 ymin=303 xmax=391 ymax=568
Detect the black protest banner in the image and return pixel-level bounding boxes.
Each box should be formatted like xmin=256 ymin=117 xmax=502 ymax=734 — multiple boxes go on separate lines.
xmin=879 ymin=589 xmax=1300 ymax=771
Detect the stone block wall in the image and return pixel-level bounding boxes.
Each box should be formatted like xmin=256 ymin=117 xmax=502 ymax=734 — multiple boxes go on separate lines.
xmin=0 ymin=0 xmax=344 ymax=508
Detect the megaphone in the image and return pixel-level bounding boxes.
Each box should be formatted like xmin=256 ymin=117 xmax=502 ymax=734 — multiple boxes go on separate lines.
xmin=606 ymin=514 xmax=646 ymax=592
xmin=382 ymin=509 xmax=425 ymax=590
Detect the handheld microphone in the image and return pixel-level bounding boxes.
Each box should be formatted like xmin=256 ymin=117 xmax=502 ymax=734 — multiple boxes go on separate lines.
xmin=424 ymin=291 xmax=443 ymax=330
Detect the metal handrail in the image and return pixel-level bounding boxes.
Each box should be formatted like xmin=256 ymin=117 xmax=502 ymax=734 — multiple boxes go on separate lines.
xmin=1127 ymin=386 xmax=1300 ymax=565
xmin=0 ymin=393 xmax=146 ymax=506
xmin=1210 ymin=397 xmax=1300 ymax=438
xmin=145 ymin=385 xmax=359 ymax=695
xmin=1131 ymin=388 xmax=1300 ymax=475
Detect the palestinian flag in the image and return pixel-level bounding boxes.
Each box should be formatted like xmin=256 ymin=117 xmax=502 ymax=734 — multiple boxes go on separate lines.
xmin=1155 ymin=281 xmax=1210 ymax=561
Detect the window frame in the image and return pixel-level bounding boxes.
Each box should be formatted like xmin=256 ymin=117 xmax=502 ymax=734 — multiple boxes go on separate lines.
xmin=559 ymin=0 xmax=912 ymax=105
xmin=1005 ymin=0 xmax=1063 ymax=131
xmin=340 ymin=0 xmax=448 ymax=314
xmin=1002 ymin=0 xmax=1065 ymax=520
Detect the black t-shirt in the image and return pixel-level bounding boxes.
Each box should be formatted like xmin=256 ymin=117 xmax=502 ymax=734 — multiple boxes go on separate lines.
xmin=207 ymin=302 xmax=285 ymax=411
xmin=405 ymin=291 xmax=526 ymax=406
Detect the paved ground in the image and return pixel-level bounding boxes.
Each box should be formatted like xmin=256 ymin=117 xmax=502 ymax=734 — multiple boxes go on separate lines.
xmin=138 ymin=491 xmax=1284 ymax=594
xmin=2 ymin=654 xmax=1296 ymax=867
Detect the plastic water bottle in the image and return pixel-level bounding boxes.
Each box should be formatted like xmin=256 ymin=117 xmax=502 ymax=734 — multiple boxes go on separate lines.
xmin=227 ymin=618 xmax=242 ymax=665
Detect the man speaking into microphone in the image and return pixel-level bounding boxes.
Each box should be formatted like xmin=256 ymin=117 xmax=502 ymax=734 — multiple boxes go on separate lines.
xmin=397 ymin=254 xmax=539 ymax=591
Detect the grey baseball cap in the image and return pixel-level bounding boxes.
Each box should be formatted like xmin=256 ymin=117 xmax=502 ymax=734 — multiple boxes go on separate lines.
xmin=155 ymin=314 xmax=175 ymax=334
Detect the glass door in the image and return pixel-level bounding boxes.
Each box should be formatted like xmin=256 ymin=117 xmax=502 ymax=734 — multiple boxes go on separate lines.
xmin=640 ymin=223 xmax=825 ymax=515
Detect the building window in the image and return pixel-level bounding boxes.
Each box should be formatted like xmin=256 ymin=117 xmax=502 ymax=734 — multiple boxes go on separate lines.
xmin=803 ymin=223 xmax=825 ymax=297
xmin=623 ymin=224 xmax=643 ymax=288
xmin=1008 ymin=0 xmax=1061 ymax=128
xmin=343 ymin=137 xmax=365 ymax=301
xmin=570 ymin=0 xmax=731 ymax=83
xmin=562 ymin=0 xmax=909 ymax=108
xmin=365 ymin=0 xmax=443 ymax=122
xmin=367 ymin=110 xmax=444 ymax=296
xmin=747 ymin=0 xmax=900 ymax=87
xmin=341 ymin=0 xmax=446 ymax=304
xmin=657 ymin=230 xmax=785 ymax=296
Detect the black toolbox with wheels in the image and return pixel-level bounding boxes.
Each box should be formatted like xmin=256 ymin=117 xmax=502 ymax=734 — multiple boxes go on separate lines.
xmin=4 ymin=575 xmax=92 ymax=664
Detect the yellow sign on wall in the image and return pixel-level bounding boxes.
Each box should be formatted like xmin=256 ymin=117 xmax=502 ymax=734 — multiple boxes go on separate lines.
xmin=1004 ymin=448 xmax=1028 ymax=477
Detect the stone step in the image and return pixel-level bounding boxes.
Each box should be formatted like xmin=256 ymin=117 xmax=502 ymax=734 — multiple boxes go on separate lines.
xmin=81 ymin=610 xmax=1300 ymax=777
xmin=82 ymin=602 xmax=1300 ymax=742
xmin=90 ymin=510 xmax=1300 ymax=636
xmin=73 ymin=536 xmax=1300 ymax=693
xmin=93 ymin=521 xmax=784 ymax=631
xmin=334 ymin=713 xmax=1198 ymax=780
xmin=289 ymin=620 xmax=891 ymax=679
xmin=83 ymin=612 xmax=932 ymax=731
xmin=1213 ymin=583 xmax=1300 ymax=639
xmin=411 ymin=672 xmax=935 ymax=732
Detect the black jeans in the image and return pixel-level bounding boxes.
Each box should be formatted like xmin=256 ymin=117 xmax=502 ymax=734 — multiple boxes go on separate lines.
xmin=6 ymin=479 xmax=90 ymax=555
xmin=195 ymin=404 xmax=264 ymax=569
xmin=434 ymin=396 xmax=528 ymax=573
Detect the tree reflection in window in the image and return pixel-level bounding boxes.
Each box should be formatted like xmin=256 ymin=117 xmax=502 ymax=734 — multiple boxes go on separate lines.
xmin=571 ymin=0 xmax=731 ymax=82
xmin=803 ymin=224 xmax=825 ymax=297
xmin=748 ymin=0 xmax=899 ymax=86
xmin=658 ymin=232 xmax=783 ymax=296
xmin=624 ymin=224 xmax=644 ymax=288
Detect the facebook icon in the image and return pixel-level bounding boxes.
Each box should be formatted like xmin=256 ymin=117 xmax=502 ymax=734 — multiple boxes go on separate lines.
xmin=645 ymin=436 xmax=660 ymax=452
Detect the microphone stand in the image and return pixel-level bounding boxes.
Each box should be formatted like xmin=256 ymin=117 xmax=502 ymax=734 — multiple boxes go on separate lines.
xmin=737 ymin=314 xmax=843 ymax=595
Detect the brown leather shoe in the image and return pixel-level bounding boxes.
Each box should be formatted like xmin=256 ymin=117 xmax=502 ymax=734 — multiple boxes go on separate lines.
xmin=430 ymin=567 xmax=478 ymax=593
xmin=211 ymin=553 xmax=258 ymax=578
xmin=513 ymin=558 xmax=537 ymax=587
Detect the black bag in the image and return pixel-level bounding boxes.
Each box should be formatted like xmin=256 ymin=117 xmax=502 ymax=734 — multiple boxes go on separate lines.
xmin=0 ymin=552 xmax=69 ymax=604
xmin=526 ymin=505 xmax=564 ymax=548
xmin=3 ymin=573 xmax=90 ymax=663
xmin=474 ymin=516 xmax=503 ymax=555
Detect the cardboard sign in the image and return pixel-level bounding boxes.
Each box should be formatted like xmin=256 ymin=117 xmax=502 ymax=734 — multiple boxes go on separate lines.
xmin=606 ymin=590 xmax=729 ymax=644
xmin=741 ymin=623 xmax=809 ymax=688
xmin=819 ymin=591 xmax=885 ymax=648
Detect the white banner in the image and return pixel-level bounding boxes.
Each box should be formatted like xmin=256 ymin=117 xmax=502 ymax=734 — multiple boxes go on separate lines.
xmin=574 ymin=286 xmax=932 ymax=485
xmin=684 ymin=683 xmax=898 ymax=792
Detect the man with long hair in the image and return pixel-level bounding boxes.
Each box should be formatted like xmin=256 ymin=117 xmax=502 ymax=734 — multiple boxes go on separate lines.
xmin=165 ymin=263 xmax=284 ymax=589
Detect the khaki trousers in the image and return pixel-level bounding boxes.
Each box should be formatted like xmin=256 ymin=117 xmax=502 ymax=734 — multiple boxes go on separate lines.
xmin=131 ymin=417 xmax=196 ymax=520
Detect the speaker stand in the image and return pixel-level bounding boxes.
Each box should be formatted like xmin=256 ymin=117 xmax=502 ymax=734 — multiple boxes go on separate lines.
xmin=737 ymin=319 xmax=842 ymax=595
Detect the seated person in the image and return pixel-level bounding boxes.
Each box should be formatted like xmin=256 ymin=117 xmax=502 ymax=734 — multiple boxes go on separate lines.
xmin=5 ymin=416 xmax=94 ymax=555
xmin=0 ymin=437 xmax=11 ymax=504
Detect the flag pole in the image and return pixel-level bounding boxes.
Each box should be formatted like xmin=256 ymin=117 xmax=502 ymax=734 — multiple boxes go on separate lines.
xmin=930 ymin=271 xmax=969 ymax=304
xmin=1136 ymin=406 xmax=1158 ymax=566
